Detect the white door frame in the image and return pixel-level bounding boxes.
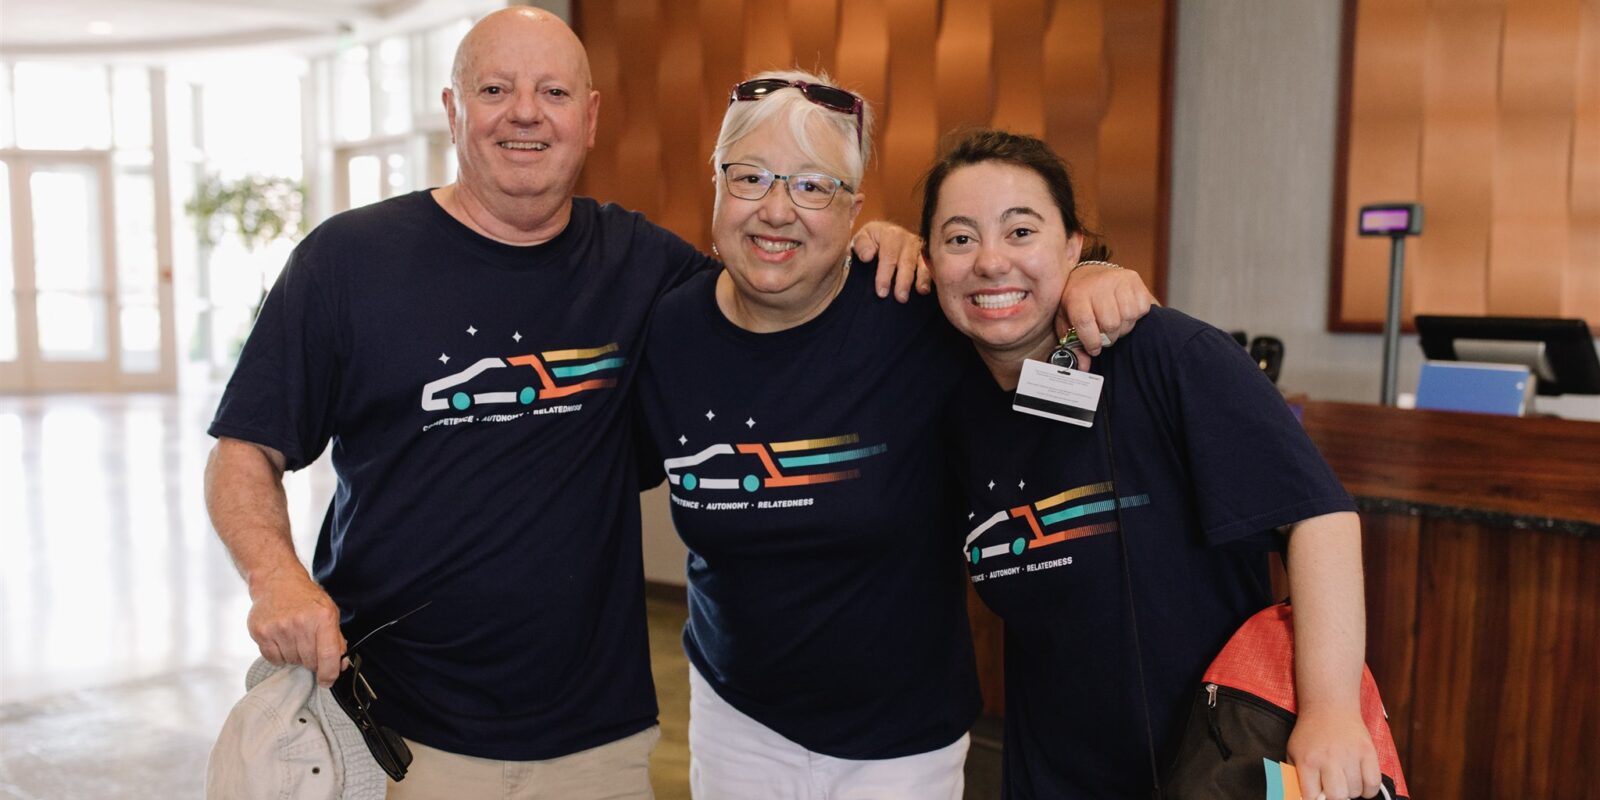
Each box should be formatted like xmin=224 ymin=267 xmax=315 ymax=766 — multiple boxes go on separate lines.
xmin=0 ymin=144 xmax=176 ymax=393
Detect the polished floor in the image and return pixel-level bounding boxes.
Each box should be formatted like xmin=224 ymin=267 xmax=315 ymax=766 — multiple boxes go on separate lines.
xmin=0 ymin=391 xmax=997 ymax=799
xmin=0 ymin=390 xmax=693 ymax=799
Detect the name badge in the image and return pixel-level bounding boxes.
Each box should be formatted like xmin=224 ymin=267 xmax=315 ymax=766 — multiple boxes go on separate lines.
xmin=1014 ymin=358 xmax=1103 ymax=427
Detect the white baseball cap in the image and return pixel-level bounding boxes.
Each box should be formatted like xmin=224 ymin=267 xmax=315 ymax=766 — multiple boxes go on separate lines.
xmin=206 ymin=657 xmax=389 ymax=800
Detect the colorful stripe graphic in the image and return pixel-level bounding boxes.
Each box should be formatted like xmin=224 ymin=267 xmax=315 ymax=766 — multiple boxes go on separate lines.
xmin=1264 ymin=759 xmax=1303 ymax=800
xmin=777 ymin=444 xmax=888 ymax=468
xmin=551 ymin=357 xmax=626 ymax=378
xmin=770 ymin=434 xmax=860 ymax=452
xmin=665 ymin=434 xmax=885 ymax=493
xmin=421 ymin=343 xmax=622 ymax=412
xmin=965 ymin=481 xmax=1151 ymax=564
xmin=1034 ymin=481 xmax=1113 ymax=510
xmin=1039 ymin=495 xmax=1151 ymax=526
xmin=542 ymin=343 xmax=619 ymax=361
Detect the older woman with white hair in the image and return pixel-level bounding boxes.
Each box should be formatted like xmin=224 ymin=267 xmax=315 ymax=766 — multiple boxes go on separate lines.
xmin=634 ymin=70 xmax=1152 ymax=797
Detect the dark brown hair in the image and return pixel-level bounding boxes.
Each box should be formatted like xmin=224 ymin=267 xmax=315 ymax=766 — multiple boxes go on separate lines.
xmin=919 ymin=129 xmax=1109 ymax=260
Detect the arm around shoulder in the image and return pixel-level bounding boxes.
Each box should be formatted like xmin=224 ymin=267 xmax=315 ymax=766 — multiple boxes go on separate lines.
xmin=205 ymin=437 xmax=347 ymax=686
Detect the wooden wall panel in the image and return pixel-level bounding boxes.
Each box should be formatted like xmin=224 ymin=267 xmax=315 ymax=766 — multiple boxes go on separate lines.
xmin=1572 ymin=0 xmax=1600 ymax=319
xmin=612 ymin=1 xmax=663 ymax=216
xmin=1043 ymin=0 xmax=1105 ymax=231
xmin=832 ymin=0 xmax=890 ymax=229
xmin=1332 ymin=0 xmax=1600 ymax=332
xmin=933 ymin=0 xmax=995 ymax=138
xmin=990 ymin=0 xmax=1048 ymax=136
xmin=575 ymin=0 xmax=1171 ymax=297
xmin=1416 ymin=3 xmax=1501 ymax=317
xmin=880 ymin=0 xmax=941 ymax=227
xmin=1336 ymin=0 xmax=1426 ymax=324
xmin=1488 ymin=0 xmax=1582 ymax=317
xmin=655 ymin=0 xmax=705 ymax=245
xmin=1098 ymin=0 xmax=1165 ymax=292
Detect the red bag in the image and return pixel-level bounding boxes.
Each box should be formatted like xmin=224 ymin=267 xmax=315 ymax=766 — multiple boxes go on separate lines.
xmin=1165 ymin=603 xmax=1410 ymax=800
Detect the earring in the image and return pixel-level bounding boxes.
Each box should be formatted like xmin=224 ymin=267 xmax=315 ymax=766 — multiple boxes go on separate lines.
xmin=712 ymin=243 xmax=720 ymax=259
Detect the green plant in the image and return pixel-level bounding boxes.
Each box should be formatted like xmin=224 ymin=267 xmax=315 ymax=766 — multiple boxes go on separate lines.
xmin=185 ymin=173 xmax=306 ymax=250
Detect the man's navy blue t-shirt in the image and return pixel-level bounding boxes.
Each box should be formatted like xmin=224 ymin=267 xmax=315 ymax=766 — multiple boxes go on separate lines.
xmin=635 ymin=264 xmax=982 ymax=759
xmin=209 ymin=191 xmax=709 ymax=760
xmin=950 ymin=308 xmax=1355 ymax=798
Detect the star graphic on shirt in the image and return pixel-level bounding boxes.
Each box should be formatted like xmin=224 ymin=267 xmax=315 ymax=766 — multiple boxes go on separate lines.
xmin=967 ymin=512 xmax=975 ymax=520
xmin=678 ymin=435 xmax=687 ymax=446
xmin=466 ymin=326 xmax=478 ymax=336
xmin=987 ymin=480 xmax=995 ymax=490
xmin=1019 ymin=479 xmax=1027 ymax=491
xmin=512 ymin=331 xmax=522 ymax=342
xmin=745 ymin=417 xmax=756 ymax=428
xmin=705 ymin=410 xmax=716 ymax=421
xmin=438 ymin=353 xmax=450 ymax=365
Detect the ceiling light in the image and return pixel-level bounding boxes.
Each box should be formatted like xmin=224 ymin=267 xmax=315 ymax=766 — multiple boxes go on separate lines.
xmin=87 ymin=21 xmax=114 ymax=36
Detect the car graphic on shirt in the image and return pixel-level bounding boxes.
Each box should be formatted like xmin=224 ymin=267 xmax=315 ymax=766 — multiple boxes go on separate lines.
xmin=421 ymin=343 xmax=623 ymax=412
xmin=664 ymin=434 xmax=887 ymax=493
xmin=964 ymin=481 xmax=1150 ymax=565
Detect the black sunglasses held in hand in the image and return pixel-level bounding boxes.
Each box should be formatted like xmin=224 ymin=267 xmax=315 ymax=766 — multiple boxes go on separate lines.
xmin=329 ymin=601 xmax=431 ymax=782
xmin=330 ymin=653 xmax=413 ymax=781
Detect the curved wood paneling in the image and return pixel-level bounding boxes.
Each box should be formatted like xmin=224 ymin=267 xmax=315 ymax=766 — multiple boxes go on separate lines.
xmin=933 ymin=0 xmax=994 ymax=137
xmin=989 ymin=0 xmax=1048 ymax=135
xmin=1333 ymin=0 xmax=1600 ymax=332
xmin=1043 ymin=0 xmax=1105 ymax=231
xmin=1488 ymin=0 xmax=1581 ymax=317
xmin=611 ymin=1 xmax=663 ymax=216
xmin=1336 ymin=0 xmax=1426 ymax=324
xmin=1570 ymin=0 xmax=1600 ymax=320
xmin=576 ymin=0 xmax=1171 ymax=292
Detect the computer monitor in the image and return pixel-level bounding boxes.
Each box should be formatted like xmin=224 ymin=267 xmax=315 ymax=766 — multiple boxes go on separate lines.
xmin=1415 ymin=316 xmax=1600 ymax=396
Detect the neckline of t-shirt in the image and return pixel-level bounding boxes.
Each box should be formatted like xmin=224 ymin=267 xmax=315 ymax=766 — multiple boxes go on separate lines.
xmin=699 ymin=256 xmax=877 ymax=350
xmin=418 ymin=189 xmax=588 ymax=268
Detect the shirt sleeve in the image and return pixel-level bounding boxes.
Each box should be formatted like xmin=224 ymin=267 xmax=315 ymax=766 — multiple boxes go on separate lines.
xmin=207 ymin=237 xmax=342 ymax=472
xmin=1168 ymin=326 xmax=1356 ymax=546
xmin=656 ymin=226 xmax=718 ymax=292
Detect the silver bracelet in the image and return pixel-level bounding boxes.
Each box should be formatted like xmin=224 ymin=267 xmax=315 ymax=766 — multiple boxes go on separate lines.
xmin=1072 ymin=259 xmax=1121 ymax=272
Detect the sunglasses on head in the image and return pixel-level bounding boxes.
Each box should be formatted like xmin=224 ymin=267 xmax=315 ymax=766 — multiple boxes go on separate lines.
xmin=729 ymin=78 xmax=864 ymax=151
xmin=328 ymin=601 xmax=431 ymax=782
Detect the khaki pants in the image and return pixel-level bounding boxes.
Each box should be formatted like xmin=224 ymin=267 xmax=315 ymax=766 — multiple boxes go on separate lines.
xmin=386 ymin=726 xmax=660 ymax=800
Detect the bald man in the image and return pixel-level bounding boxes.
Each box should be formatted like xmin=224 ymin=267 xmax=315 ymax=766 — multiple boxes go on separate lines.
xmin=205 ymin=8 xmax=1150 ymax=797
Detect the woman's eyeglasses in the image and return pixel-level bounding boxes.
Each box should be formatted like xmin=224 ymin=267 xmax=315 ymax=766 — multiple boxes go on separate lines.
xmin=720 ymin=162 xmax=853 ymax=209
xmin=328 ymin=601 xmax=431 ymax=782
xmin=729 ymin=78 xmax=864 ymax=151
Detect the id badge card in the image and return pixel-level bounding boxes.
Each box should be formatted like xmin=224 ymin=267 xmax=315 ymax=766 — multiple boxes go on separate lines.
xmin=1013 ymin=358 xmax=1103 ymax=427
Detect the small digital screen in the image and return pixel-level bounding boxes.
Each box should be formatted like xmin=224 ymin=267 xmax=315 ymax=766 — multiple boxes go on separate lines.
xmin=1360 ymin=208 xmax=1413 ymax=233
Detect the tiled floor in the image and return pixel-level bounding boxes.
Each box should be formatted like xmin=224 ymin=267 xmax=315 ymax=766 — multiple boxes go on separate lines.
xmin=0 ymin=391 xmax=692 ymax=799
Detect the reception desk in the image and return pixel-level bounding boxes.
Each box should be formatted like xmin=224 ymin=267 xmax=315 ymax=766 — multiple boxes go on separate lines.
xmin=966 ymin=400 xmax=1599 ymax=797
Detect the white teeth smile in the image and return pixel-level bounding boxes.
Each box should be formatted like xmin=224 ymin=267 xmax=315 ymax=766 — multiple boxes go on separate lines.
xmin=972 ymin=291 xmax=1026 ymax=309
xmin=500 ymin=142 xmax=548 ymax=150
xmin=751 ymin=237 xmax=799 ymax=253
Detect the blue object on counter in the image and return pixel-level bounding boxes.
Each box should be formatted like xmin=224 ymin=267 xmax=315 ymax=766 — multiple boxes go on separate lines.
xmin=1415 ymin=360 xmax=1534 ymax=416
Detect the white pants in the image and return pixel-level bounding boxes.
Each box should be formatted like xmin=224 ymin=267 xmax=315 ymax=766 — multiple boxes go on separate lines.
xmin=688 ymin=665 xmax=968 ymax=800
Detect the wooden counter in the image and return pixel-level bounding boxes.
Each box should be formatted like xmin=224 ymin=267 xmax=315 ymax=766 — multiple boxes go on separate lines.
xmin=1302 ymin=401 xmax=1598 ymax=798
xmin=966 ymin=401 xmax=1600 ymax=797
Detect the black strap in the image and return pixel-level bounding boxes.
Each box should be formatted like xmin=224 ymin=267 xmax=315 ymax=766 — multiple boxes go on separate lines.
xmin=1101 ymin=371 xmax=1164 ymax=798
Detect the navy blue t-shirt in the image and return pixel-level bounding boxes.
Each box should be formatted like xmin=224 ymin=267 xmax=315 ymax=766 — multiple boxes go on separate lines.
xmin=950 ymin=308 xmax=1355 ymax=798
xmin=634 ymin=263 xmax=983 ymax=759
xmin=209 ymin=191 xmax=710 ymax=760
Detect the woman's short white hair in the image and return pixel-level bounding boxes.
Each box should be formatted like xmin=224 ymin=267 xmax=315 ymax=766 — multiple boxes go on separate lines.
xmin=711 ymin=68 xmax=874 ymax=188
